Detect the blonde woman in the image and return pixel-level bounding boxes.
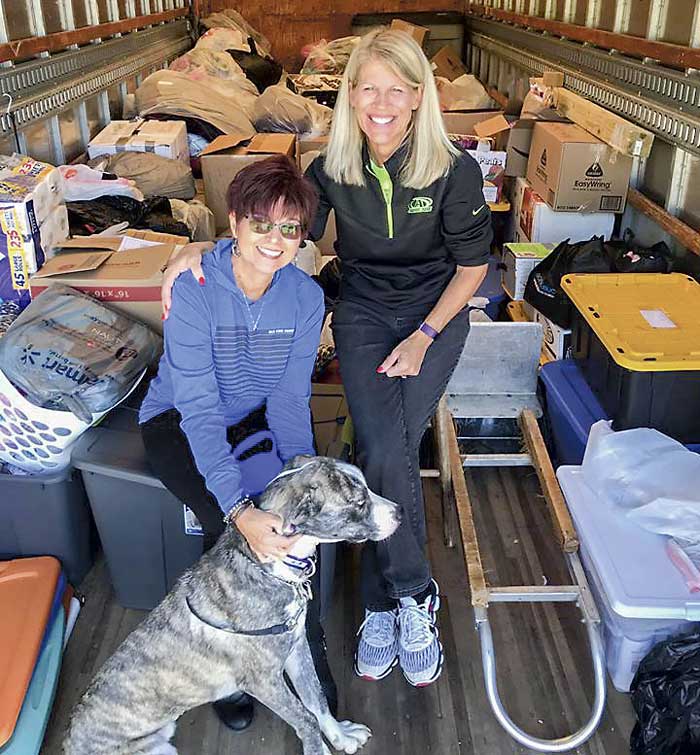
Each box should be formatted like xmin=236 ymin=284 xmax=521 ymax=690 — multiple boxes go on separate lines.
xmin=162 ymin=28 xmax=491 ymax=690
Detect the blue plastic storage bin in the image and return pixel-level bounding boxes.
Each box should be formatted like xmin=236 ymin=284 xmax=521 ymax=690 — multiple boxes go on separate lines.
xmin=540 ymin=360 xmax=700 ymax=467
xmin=0 ymin=610 xmax=64 ymax=755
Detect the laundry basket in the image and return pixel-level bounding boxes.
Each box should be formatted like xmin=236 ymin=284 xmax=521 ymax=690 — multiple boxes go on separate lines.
xmin=0 ymin=368 xmax=145 ymax=474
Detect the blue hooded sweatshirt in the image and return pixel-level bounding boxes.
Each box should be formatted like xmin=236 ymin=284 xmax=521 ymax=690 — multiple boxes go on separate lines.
xmin=139 ymin=239 xmax=324 ymax=515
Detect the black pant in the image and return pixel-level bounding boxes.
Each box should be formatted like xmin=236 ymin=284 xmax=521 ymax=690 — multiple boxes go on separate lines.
xmin=140 ymin=406 xmax=328 ymax=636
xmin=332 ymin=300 xmax=469 ymax=611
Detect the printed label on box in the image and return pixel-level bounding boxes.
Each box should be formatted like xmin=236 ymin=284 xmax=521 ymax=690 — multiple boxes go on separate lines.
xmin=0 ymin=207 xmax=29 ymax=291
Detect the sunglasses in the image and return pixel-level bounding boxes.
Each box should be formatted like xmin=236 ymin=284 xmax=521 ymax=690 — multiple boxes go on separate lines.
xmin=247 ymin=215 xmax=303 ymax=240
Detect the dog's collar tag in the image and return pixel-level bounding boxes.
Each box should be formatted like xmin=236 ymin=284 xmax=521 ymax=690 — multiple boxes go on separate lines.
xmin=282 ymin=553 xmax=317 ymax=581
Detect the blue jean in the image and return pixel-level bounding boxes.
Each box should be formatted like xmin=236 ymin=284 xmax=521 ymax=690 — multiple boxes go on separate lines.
xmin=332 ymin=300 xmax=469 ymax=611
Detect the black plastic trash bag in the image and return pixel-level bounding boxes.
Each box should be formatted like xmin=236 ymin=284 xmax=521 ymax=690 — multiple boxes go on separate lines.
xmin=523 ymin=235 xmax=613 ymax=328
xmin=67 ymin=195 xmax=191 ymax=238
xmin=605 ymin=229 xmax=674 ymax=274
xmin=228 ymin=38 xmax=283 ymax=93
xmin=630 ymin=631 xmax=700 ymax=755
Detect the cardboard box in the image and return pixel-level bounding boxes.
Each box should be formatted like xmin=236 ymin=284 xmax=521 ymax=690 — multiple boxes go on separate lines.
xmin=504 ymin=108 xmax=570 ymax=177
xmin=390 ymin=19 xmax=429 ymax=47
xmin=29 ymin=238 xmax=175 ymax=333
xmin=201 ymin=133 xmax=297 ymax=233
xmin=88 ymin=119 xmax=189 ymax=164
xmin=501 ymin=242 xmax=555 ymax=300
xmin=442 ymin=110 xmax=504 ymax=138
xmin=123 ymin=228 xmax=190 ymax=246
xmin=510 ymin=176 xmax=616 ymax=244
xmin=532 ymin=307 xmax=572 ymax=360
xmin=0 ymin=155 xmax=64 ymax=223
xmin=553 ymin=88 xmax=654 ymax=159
xmin=0 ymin=202 xmax=69 ymax=308
xmin=449 ymin=135 xmax=507 ymax=204
xmin=526 ymin=122 xmax=632 ymax=213
xmin=299 ymin=135 xmax=329 ymax=155
xmin=430 ymin=46 xmax=467 ymax=81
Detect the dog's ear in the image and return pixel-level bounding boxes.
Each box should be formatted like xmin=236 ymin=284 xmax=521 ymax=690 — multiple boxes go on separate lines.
xmin=283 ymin=454 xmax=316 ymax=472
xmin=280 ymin=489 xmax=323 ymax=535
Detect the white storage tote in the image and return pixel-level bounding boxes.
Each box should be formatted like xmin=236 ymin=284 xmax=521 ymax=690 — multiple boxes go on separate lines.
xmin=556 ymin=465 xmax=700 ymax=692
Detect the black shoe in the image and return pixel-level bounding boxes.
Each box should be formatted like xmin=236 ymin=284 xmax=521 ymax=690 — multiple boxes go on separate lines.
xmin=213 ymin=691 xmax=255 ymax=731
xmin=308 ymin=634 xmax=339 ymax=718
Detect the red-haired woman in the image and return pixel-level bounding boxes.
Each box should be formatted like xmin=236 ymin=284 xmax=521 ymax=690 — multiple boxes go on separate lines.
xmin=139 ymin=155 xmax=334 ymax=731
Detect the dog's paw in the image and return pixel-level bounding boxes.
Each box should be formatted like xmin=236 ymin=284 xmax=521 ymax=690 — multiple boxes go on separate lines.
xmin=328 ymin=721 xmax=372 ymax=754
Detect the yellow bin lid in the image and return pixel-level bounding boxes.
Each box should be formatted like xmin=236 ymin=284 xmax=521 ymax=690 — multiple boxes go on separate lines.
xmin=562 ymin=273 xmax=700 ymax=371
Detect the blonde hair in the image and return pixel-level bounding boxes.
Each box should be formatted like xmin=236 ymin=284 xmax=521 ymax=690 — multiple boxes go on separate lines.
xmin=324 ymin=28 xmax=459 ymax=189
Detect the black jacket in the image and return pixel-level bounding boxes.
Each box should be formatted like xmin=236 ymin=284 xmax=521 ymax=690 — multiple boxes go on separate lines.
xmin=305 ymin=143 xmax=492 ymax=315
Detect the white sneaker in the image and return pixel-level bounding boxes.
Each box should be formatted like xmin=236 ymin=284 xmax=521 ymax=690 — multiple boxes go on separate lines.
xmin=398 ymin=580 xmax=443 ymax=687
xmin=354 ymin=609 xmax=399 ymax=681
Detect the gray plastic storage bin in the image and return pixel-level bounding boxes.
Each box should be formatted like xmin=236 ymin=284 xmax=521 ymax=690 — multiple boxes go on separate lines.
xmin=0 ymin=467 xmax=93 ymax=585
xmin=72 ymin=426 xmax=203 ymax=610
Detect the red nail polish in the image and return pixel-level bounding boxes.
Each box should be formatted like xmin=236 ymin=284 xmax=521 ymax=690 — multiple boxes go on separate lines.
xmin=198 ymin=276 xmax=205 ymax=286
xmin=376 ymin=366 xmax=385 ymax=374
xmin=161 ymin=313 xmax=165 ymax=320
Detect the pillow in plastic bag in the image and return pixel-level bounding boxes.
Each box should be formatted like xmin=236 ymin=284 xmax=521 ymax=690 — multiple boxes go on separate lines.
xmin=0 ymin=285 xmax=162 ymax=422
xmin=253 ymin=85 xmax=332 ymax=136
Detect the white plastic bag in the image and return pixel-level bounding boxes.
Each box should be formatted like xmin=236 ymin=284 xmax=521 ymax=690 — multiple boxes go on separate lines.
xmin=58 ymin=164 xmax=144 ymax=202
xmin=301 ymin=36 xmax=360 ymax=75
xmin=582 ymin=421 xmax=700 ymax=577
xmin=582 ymin=421 xmax=700 ymax=511
xmin=437 ymin=75 xmax=493 ymax=111
xmin=195 ymin=27 xmax=249 ymax=54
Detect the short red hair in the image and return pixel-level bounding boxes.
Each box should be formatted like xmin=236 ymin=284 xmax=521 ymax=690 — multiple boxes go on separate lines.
xmin=226 ymin=154 xmax=317 ymax=231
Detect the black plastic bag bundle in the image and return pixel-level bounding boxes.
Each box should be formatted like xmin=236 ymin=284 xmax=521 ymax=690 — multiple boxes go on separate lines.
xmin=605 ymin=229 xmax=674 ymax=274
xmin=523 ymin=235 xmax=613 ymax=328
xmin=630 ymin=631 xmax=700 ymax=755
xmin=67 ymin=195 xmax=191 ymax=238
xmin=228 ymin=38 xmax=283 ymax=94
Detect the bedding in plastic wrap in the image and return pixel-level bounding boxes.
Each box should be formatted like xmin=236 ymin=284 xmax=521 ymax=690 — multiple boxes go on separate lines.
xmin=135 ymin=70 xmax=256 ymax=138
xmin=88 ymin=152 xmax=196 ymax=200
xmin=169 ymin=199 xmax=215 ymax=242
xmin=0 ymin=284 xmax=161 ymax=422
xmin=301 ymin=36 xmax=360 ymax=75
xmin=253 ymin=85 xmax=332 ymax=135
xmin=195 ymin=26 xmax=249 ymax=54
xmin=200 ymin=9 xmax=272 ymax=57
xmin=169 ymin=48 xmax=245 ymax=80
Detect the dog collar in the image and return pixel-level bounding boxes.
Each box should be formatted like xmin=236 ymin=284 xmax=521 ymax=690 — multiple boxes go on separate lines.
xmin=185 ymin=593 xmax=306 ymax=637
xmin=281 ymin=553 xmax=316 ymax=581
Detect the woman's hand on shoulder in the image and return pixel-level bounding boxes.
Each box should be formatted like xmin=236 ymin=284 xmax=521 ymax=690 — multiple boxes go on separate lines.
xmin=161 ymin=241 xmax=214 ymax=320
xmin=234 ymin=506 xmax=300 ymax=562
